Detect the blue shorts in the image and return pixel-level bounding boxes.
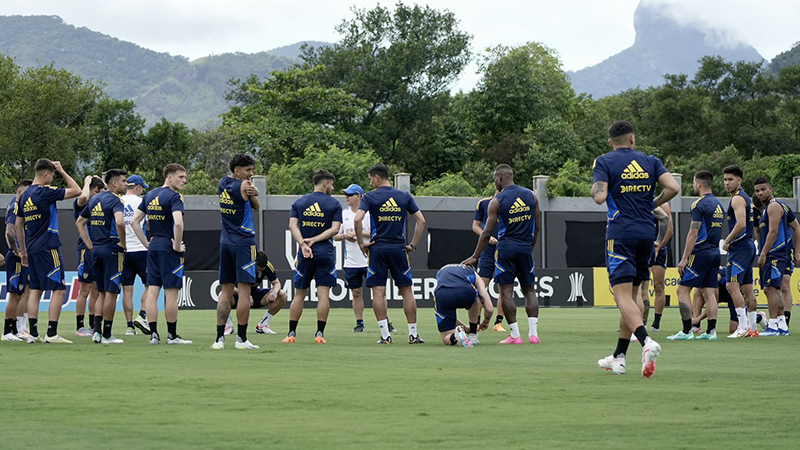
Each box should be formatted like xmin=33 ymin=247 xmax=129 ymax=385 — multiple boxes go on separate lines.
xmin=680 ymin=251 xmax=721 ymax=289
xmin=93 ymin=245 xmax=124 ymax=294
xmin=5 ymin=251 xmax=27 ymax=295
xmin=219 ymin=244 xmax=257 ymax=285
xmin=648 ymin=246 xmax=667 ymax=269
xmin=77 ymin=248 xmax=95 ymax=283
xmin=433 ymin=286 xmax=477 ymax=332
xmin=122 ymin=251 xmax=147 ymax=286
xmin=233 ymin=287 xmax=273 ymax=308
xmin=366 ymin=245 xmax=412 ymax=288
xmin=476 ymin=245 xmax=496 ymax=280
xmin=146 ymin=249 xmax=184 ymax=289
xmin=494 ymin=245 xmax=535 ymax=286
xmin=785 ymin=249 xmax=794 ymax=276
xmin=294 ymin=256 xmax=336 ymax=289
xmin=606 ymin=239 xmax=652 ymax=287
xmin=28 ymin=249 xmax=66 ymax=291
xmin=761 ymin=258 xmax=787 ymax=290
xmin=726 ymin=241 xmax=755 ymax=285
xmin=344 ymin=267 xmax=367 ymax=289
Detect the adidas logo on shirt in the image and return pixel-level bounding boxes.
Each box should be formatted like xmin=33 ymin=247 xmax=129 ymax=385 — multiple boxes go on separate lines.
xmin=148 ymin=196 xmax=162 ymax=211
xmin=509 ymin=197 xmax=531 ymax=214
xmin=303 ymin=202 xmax=325 ymax=217
xmin=23 ymin=197 xmax=37 ymax=212
xmin=713 ymin=205 xmax=724 ymax=220
xmin=621 ymin=160 xmax=650 ymax=179
xmin=379 ymin=198 xmax=401 ymax=212
xmin=220 ymin=189 xmax=234 ymax=205
xmin=91 ymin=202 xmax=104 ymax=216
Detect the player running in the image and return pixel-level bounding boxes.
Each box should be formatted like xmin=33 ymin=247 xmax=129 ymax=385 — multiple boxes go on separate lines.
xmin=472 ymin=189 xmax=506 ymax=332
xmin=121 ymin=175 xmax=150 ymax=336
xmin=433 ymin=264 xmax=494 ymax=347
xmin=591 ymin=121 xmax=678 ymax=377
xmin=2 ymin=179 xmax=32 ymax=342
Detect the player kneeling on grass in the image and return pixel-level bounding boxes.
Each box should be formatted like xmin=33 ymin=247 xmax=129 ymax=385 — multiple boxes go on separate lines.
xmin=434 ymin=264 xmax=493 ymax=348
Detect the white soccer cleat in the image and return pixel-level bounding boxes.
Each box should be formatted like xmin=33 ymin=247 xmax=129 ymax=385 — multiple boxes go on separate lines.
xmin=256 ymin=324 xmax=277 ymax=335
xmin=125 ymin=327 xmax=137 ymax=336
xmin=727 ymin=328 xmax=749 ymax=339
xmin=598 ymin=355 xmax=626 ymax=375
xmin=101 ymin=335 xmax=124 ymax=344
xmin=149 ymin=335 xmax=161 ymax=345
xmin=641 ymin=339 xmax=661 ymax=378
xmin=133 ymin=316 xmax=151 ymax=334
xmin=210 ymin=338 xmax=225 ymax=350
xmin=167 ymin=336 xmax=193 ymax=345
xmin=453 ymin=326 xmax=472 ymax=348
xmin=757 ymin=311 xmax=768 ymax=331
xmin=44 ymin=334 xmax=73 ymax=344
xmin=224 ymin=325 xmax=234 ymax=336
xmin=235 ymin=340 xmax=260 ymax=350
xmin=27 ymin=335 xmax=44 ymax=344
xmin=468 ymin=333 xmax=480 ymax=345
xmin=76 ymin=327 xmax=92 ymax=337
xmin=92 ymin=332 xmax=102 ymax=343
xmin=1 ymin=333 xmax=23 ymax=342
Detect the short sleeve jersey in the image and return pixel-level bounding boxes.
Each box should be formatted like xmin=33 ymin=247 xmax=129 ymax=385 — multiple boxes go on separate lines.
xmin=494 ymin=185 xmax=536 ymax=249
xmin=18 ymin=184 xmax=66 ymax=253
xmin=73 ymin=198 xmax=90 ymax=250
xmin=219 ymin=176 xmax=256 ymax=246
xmin=122 ymin=194 xmax=147 ymax=252
xmin=251 ymin=260 xmax=278 ymax=296
xmin=358 ymin=186 xmax=419 ymax=247
xmin=290 ymin=192 xmax=343 ymax=260
xmin=690 ymin=194 xmax=724 ymax=254
xmin=436 ymin=264 xmax=478 ymax=290
xmin=759 ymin=199 xmax=790 ymax=262
xmin=726 ymin=188 xmax=754 ymax=248
xmin=6 ymin=198 xmax=19 ymax=249
xmin=341 ymin=207 xmax=370 ymax=268
xmin=473 ymin=197 xmax=499 ymax=242
xmin=137 ymin=187 xmax=184 ymax=252
xmin=592 ymin=148 xmax=668 ymax=240
xmin=81 ymin=191 xmax=124 ymax=247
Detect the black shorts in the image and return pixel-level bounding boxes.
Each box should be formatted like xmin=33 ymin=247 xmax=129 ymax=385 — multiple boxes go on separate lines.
xmin=122 ymin=251 xmax=147 ymax=286
xmin=28 ymin=249 xmax=65 ymax=291
xmin=679 ymin=251 xmax=720 ymax=289
xmin=433 ymin=286 xmax=477 ymax=332
xmin=93 ymin=245 xmax=124 ymax=294
xmin=146 ymin=249 xmax=184 ymax=289
xmin=606 ymin=238 xmax=652 ymax=287
xmin=5 ymin=251 xmax=27 ymax=295
xmin=344 ymin=267 xmax=367 ymax=289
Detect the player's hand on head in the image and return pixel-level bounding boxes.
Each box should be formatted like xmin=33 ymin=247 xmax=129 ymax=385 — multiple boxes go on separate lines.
xmin=461 ymin=256 xmax=477 ymax=267
xmin=53 ymin=161 xmax=63 ymax=172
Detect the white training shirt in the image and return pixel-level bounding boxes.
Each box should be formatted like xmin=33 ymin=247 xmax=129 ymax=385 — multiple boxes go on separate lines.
xmin=341 ymin=207 xmax=370 ymax=268
xmin=122 ymin=194 xmax=148 ymax=253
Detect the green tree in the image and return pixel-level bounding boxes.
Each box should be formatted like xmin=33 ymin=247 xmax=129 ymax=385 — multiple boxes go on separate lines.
xmin=546 ymin=159 xmax=592 ymax=197
xmin=142 ymin=118 xmax=195 ymax=184
xmin=415 ymin=173 xmax=477 ymax=197
xmin=266 ymin=145 xmax=379 ymax=195
xmin=86 ymin=98 xmax=146 ymax=172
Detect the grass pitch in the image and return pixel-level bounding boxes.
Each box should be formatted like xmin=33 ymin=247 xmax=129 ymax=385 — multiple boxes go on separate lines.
xmin=1 ymin=308 xmax=797 ymax=449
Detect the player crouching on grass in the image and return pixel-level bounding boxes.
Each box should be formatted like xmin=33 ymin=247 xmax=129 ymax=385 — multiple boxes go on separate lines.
xmin=433 ymin=264 xmax=493 ymax=348
xmin=220 ymin=251 xmax=288 ymax=336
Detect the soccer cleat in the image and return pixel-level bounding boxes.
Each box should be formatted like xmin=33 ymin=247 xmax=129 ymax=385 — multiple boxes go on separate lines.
xmin=125 ymin=327 xmax=137 ymax=336
xmin=282 ymin=335 xmax=296 ymax=343
xmin=17 ymin=330 xmax=32 ymax=339
xmin=408 ymin=335 xmax=425 ymax=344
xmin=500 ymin=336 xmax=523 ymax=345
xmin=352 ymin=324 xmax=365 ymax=333
xmin=757 ymin=311 xmax=768 ymax=331
xmin=760 ymin=328 xmax=780 ymax=337
xmin=376 ymin=336 xmax=393 ymax=344
xmin=210 ymin=338 xmax=225 ymax=350
xmin=468 ymin=334 xmax=480 ymax=345
xmin=778 ymin=329 xmax=791 ymax=336
xmin=727 ymin=328 xmax=749 ymax=339
xmin=453 ymin=326 xmax=472 ymax=348
xmin=1 ymin=333 xmax=23 ymax=342
xmin=224 ymin=325 xmax=234 ymax=336
xmin=529 ymin=335 xmax=540 ymax=344
xmin=101 ymin=335 xmax=124 ymax=344
xmin=75 ymin=327 xmax=92 ymax=337
xmin=149 ymin=334 xmax=161 ymax=345
xmin=696 ymin=331 xmax=717 ymax=341
xmin=598 ymin=355 xmax=626 ymax=375
xmin=92 ymin=332 xmax=102 ymax=343
xmin=690 ymin=325 xmax=702 ymax=334
xmin=745 ymin=329 xmax=760 ymax=338
xmin=133 ymin=316 xmax=151 ymax=335
xmin=388 ymin=322 xmax=397 ymax=333
xmin=641 ymin=339 xmax=661 ymax=378
xmin=314 ymin=336 xmax=327 ymax=344
xmin=166 ymin=336 xmax=193 ymax=345
xmin=493 ymin=323 xmax=507 ymax=332
xmin=666 ymin=331 xmax=694 ymax=341
xmin=235 ymin=340 xmax=259 ymax=349
xmin=27 ymin=335 xmax=44 ymax=344
xmin=256 ymin=324 xmax=277 ymax=335
xmin=44 ymin=335 xmax=73 ymax=344
xmin=650 ymin=326 xmax=660 ymax=333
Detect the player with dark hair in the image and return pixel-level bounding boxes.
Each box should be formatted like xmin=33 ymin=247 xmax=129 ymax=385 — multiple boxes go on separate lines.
xmin=669 ymin=170 xmax=724 ymax=341
xmin=121 ymin=174 xmax=150 ymax=335
xmin=211 ymin=154 xmax=260 ymax=350
xmin=131 ymin=163 xmax=192 ymax=345
xmin=472 ymin=189 xmax=506 ymax=334
xmin=73 ymin=175 xmax=105 ymax=337
xmin=2 ymin=179 xmax=32 ymax=341
xmin=591 ymin=121 xmax=678 ymax=377
xmin=16 ymin=159 xmax=83 ymax=343
xmin=76 ymin=169 xmax=128 ymax=344
xmin=355 ymin=163 xmax=426 ymax=344
xmin=231 ymin=251 xmax=288 ymax=333
xmin=433 ymin=264 xmax=494 ymax=347
xmin=463 ymin=164 xmax=541 ymax=345
xmin=643 ymin=204 xmax=672 ymax=332
xmin=720 ymin=165 xmax=758 ymax=338
xmin=283 ymin=169 xmax=342 ymax=344
xmin=778 ymin=200 xmax=797 ymax=329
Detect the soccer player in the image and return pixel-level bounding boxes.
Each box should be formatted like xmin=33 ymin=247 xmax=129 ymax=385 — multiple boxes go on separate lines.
xmin=668 ymin=170 xmax=724 ymax=341
xmin=2 ymin=179 xmax=32 ymax=341
xmin=643 ymin=204 xmax=672 ymax=332
xmin=131 ymin=163 xmax=192 ymax=345
xmin=211 ymin=154 xmax=260 ymax=350
xmin=236 ymin=251 xmax=287 ymax=334
xmin=754 ymin=177 xmax=800 ymax=336
xmin=591 ymin=121 xmax=678 ymax=377
xmin=73 ymin=175 xmax=105 ymax=337
xmin=720 ymin=165 xmax=758 ymax=338
xmin=121 ymin=174 xmax=150 ymax=336
xmin=778 ymin=200 xmax=797 ymax=328
xmin=283 ymin=169 xmax=342 ymax=344
xmin=354 ymin=163 xmax=426 ymax=344
xmin=76 ymin=169 xmax=128 ymax=344
xmin=462 ymin=164 xmax=541 ymax=345
xmin=472 ymin=189 xmax=506 ymax=332
xmin=15 ymin=159 xmax=82 ymax=343
xmin=433 ymin=264 xmax=494 ymax=347
xmin=335 ymin=183 xmax=372 ymax=332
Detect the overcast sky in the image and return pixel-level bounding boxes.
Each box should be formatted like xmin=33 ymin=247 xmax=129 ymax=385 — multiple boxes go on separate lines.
xmin=3 ymin=0 xmax=799 ymax=91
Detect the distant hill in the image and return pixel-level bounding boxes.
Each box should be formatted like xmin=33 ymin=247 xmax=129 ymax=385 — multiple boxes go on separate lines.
xmin=267 ymin=41 xmax=331 ymax=59
xmin=768 ymin=42 xmax=800 ymax=73
xmin=568 ymin=2 xmax=764 ymax=98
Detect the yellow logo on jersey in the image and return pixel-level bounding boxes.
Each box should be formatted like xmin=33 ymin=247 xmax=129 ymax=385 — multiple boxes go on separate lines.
xmin=148 ymin=196 xmax=162 ymax=211
xmin=713 ymin=205 xmax=724 ymax=219
xmin=379 ymin=197 xmax=402 ymax=213
xmin=219 ymin=189 xmax=234 ymax=205
xmin=509 ymin=197 xmax=531 ymax=214
xmin=621 ymin=160 xmax=650 ymax=179
xmin=91 ymin=202 xmax=103 ymax=216
xmin=303 ymin=202 xmax=325 ymax=217
xmin=23 ymin=197 xmax=37 ymax=212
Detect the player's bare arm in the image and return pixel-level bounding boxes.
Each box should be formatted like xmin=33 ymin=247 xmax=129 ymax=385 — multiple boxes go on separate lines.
xmin=591 ymin=181 xmax=607 ymax=205
xmin=14 ymin=216 xmax=26 ymax=266
xmin=289 ymin=217 xmax=312 ymax=258
xmin=758 ymin=202 xmax=781 ymax=268
xmin=131 ymin=209 xmax=149 ymax=249
xmin=114 ymin=210 xmax=126 ymax=250
xmin=654 ymin=172 xmax=679 ymax=207
xmin=76 ymin=176 xmax=93 ymax=207
xmin=678 ymin=221 xmax=701 ymax=276
xmin=241 ymin=179 xmax=260 ymax=210
xmin=304 ymin=221 xmax=342 ymax=246
xmin=55 ymin=161 xmax=83 ymax=199
xmin=475 ymin=276 xmax=493 ymax=330
xmin=723 ymin=195 xmax=746 ymax=251
xmin=405 ymin=211 xmax=426 ymax=253
xmin=533 ymin=193 xmax=541 ymax=248
xmin=171 ymin=210 xmax=185 ymax=253
xmin=790 ymin=219 xmax=800 ymax=265
xmin=76 ymin=216 xmax=93 ymax=251
xmin=353 ymin=209 xmax=371 ymax=256
xmin=463 ymin=198 xmax=500 ymax=265
xmin=5 ymin=222 xmax=19 ymax=255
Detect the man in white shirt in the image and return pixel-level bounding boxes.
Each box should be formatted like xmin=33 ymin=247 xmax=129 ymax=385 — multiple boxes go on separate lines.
xmin=336 ymin=184 xmax=373 ymax=332
xmin=121 ymin=175 xmax=150 ymax=336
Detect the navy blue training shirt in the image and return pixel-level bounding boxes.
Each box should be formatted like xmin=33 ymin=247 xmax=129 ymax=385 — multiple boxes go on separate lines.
xmin=290 ymin=191 xmax=343 ymax=260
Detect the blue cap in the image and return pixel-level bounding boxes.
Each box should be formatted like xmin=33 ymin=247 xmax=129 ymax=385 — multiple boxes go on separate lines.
xmin=341 ymin=184 xmax=364 ymax=196
xmin=126 ymin=175 xmax=150 ymax=189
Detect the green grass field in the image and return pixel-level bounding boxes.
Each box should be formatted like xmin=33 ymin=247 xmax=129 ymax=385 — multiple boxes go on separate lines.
xmin=1 ymin=308 xmax=797 ymax=449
